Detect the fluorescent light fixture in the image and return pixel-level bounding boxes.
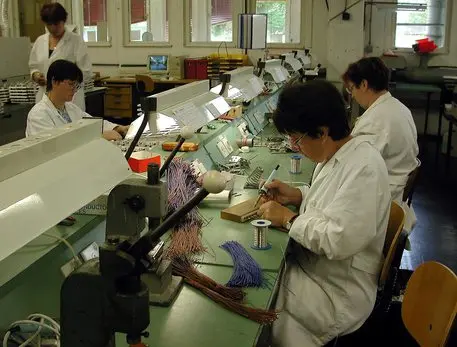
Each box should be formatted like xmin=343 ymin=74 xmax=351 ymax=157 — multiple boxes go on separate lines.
xmin=0 ymin=120 xmax=131 ymax=262
xmin=142 ymin=80 xmax=230 ymax=133
xmin=211 ymin=66 xmax=265 ymax=102
xmin=281 ymin=53 xmax=303 ymax=73
xmin=263 ymin=59 xmax=290 ymax=84
xmin=294 ymin=51 xmax=312 ymax=69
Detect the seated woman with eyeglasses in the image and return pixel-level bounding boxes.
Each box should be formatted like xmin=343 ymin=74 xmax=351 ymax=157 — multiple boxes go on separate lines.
xmin=26 ymin=59 xmax=128 ymax=140
xmin=256 ymin=80 xmax=391 ymax=346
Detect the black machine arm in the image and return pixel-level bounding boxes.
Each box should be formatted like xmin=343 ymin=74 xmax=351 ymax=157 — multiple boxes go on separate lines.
xmin=61 ymin=168 xmax=226 ymax=347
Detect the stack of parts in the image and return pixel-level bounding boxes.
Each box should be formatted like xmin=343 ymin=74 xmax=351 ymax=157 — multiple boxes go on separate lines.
xmin=9 ymin=82 xmax=37 ymax=104
xmin=84 ymin=78 xmax=95 ymax=91
xmin=244 ymin=166 xmax=264 ymax=189
xmin=0 ymin=84 xmax=9 ymax=104
xmin=172 ymin=257 xmax=278 ymax=324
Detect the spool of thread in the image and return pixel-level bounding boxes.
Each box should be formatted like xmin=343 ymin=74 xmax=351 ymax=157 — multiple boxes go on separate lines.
xmin=236 ymin=137 xmax=254 ymax=148
xmin=290 ymin=154 xmax=302 ymax=174
xmin=250 ymin=219 xmax=272 ymax=250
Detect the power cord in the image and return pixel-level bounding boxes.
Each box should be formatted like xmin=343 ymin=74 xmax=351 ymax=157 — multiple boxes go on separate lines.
xmin=43 ymin=232 xmax=78 ymax=262
xmin=2 ymin=314 xmax=60 ymax=347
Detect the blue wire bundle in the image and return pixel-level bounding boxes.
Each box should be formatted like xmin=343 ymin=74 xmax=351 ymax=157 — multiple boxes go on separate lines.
xmin=220 ymin=241 xmax=268 ymax=288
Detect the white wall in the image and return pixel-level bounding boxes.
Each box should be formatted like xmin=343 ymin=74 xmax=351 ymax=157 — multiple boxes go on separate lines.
xmin=365 ymin=1 xmax=457 ymax=67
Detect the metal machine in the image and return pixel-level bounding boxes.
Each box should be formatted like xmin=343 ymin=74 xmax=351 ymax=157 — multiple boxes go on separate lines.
xmin=60 ymin=92 xmax=226 ymax=346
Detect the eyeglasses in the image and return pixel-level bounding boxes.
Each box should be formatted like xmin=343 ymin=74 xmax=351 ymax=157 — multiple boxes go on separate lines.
xmin=345 ymin=84 xmax=355 ymax=95
xmin=286 ymin=133 xmax=306 ymax=148
xmin=66 ymin=81 xmax=82 ymax=91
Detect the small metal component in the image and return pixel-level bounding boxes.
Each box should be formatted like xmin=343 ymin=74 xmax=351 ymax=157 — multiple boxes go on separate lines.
xmin=147 ymin=163 xmax=160 ymax=185
xmin=251 ymin=219 xmax=271 ymax=250
xmin=244 ymin=166 xmax=264 ymax=189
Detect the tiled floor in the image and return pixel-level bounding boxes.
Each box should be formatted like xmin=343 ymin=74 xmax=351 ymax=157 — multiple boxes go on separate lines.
xmin=401 ymin=142 xmax=457 ymax=274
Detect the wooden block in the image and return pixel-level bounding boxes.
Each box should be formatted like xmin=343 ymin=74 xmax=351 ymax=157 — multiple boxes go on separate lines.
xmin=221 ymin=198 xmax=259 ymax=223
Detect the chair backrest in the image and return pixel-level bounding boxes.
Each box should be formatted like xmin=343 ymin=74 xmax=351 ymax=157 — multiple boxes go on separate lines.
xmin=402 ymin=158 xmax=421 ymax=205
xmin=402 ymin=261 xmax=457 ymax=347
xmin=379 ymin=201 xmax=406 ymax=287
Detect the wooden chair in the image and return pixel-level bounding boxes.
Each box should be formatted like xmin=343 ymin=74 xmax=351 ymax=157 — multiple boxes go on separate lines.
xmin=323 ymin=201 xmax=407 ymax=346
xmin=402 ymin=261 xmax=457 ymax=347
xmin=402 ymin=159 xmax=421 ymax=207
xmin=379 ymin=200 xmax=406 ymax=289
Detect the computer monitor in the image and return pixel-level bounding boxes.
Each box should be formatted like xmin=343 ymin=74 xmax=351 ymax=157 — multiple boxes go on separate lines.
xmin=148 ymin=54 xmax=169 ymax=73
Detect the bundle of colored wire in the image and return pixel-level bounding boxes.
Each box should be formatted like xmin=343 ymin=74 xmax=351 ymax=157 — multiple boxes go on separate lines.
xmin=165 ymin=158 xmax=206 ymax=258
xmin=183 ymin=277 xmax=279 ymax=324
xmin=220 ymin=241 xmax=268 ymax=288
xmin=172 ymin=257 xmax=245 ymax=302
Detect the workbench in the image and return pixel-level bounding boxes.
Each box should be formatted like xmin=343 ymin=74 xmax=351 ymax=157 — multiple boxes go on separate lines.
xmin=0 ymin=80 xmax=317 ymax=346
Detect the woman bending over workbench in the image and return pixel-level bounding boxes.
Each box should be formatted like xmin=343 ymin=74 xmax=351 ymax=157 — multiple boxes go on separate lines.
xmin=256 ymin=80 xmax=391 ymax=346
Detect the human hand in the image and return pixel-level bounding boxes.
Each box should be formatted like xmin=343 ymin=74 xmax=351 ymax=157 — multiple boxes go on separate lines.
xmin=32 ymin=72 xmax=46 ymax=86
xmin=102 ymin=130 xmax=122 ymax=141
xmin=114 ymin=125 xmax=129 ymax=138
xmin=259 ymin=179 xmax=302 ymax=207
xmin=257 ymin=200 xmax=297 ymax=228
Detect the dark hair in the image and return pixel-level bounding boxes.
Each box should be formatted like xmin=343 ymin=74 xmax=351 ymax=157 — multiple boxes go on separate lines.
xmin=342 ymin=57 xmax=389 ymax=92
xmin=40 ymin=3 xmax=68 ymax=24
xmin=46 ymin=60 xmax=83 ymax=92
xmin=273 ymin=80 xmax=350 ymax=141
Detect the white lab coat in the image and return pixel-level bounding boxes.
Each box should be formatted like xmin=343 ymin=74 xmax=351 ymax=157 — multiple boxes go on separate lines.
xmin=29 ymin=30 xmax=92 ymax=111
xmin=26 ymin=94 xmax=116 ymax=137
xmin=272 ymin=137 xmax=391 ymax=347
xmin=351 ymin=92 xmax=418 ymax=231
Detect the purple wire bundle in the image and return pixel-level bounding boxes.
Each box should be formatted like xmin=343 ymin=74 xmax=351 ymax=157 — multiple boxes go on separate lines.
xmin=165 ymin=158 xmax=206 ymax=259
xmin=220 ymin=241 xmax=268 ymax=288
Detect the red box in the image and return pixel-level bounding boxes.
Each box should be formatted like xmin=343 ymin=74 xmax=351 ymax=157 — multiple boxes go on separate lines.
xmin=185 ymin=58 xmax=208 ymax=80
xmin=196 ymin=59 xmax=208 ymax=79
xmin=127 ymin=151 xmax=161 ymax=173
xmin=185 ymin=58 xmax=197 ymax=79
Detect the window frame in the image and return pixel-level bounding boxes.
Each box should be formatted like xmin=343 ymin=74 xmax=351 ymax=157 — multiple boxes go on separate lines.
xmin=391 ymin=0 xmax=452 ymax=54
xmin=122 ymin=0 xmax=171 ymax=47
xmin=184 ymin=0 xmax=243 ymax=48
xmin=248 ymin=0 xmax=312 ymax=49
xmin=74 ymin=0 xmax=112 ymax=47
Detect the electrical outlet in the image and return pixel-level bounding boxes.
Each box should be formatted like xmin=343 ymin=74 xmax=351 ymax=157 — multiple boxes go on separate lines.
xmin=60 ymin=257 xmax=82 ymax=278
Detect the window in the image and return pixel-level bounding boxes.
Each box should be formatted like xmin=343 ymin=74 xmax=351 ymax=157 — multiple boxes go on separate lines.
xmin=394 ymin=0 xmax=449 ymax=49
xmin=83 ymin=0 xmax=108 ymax=43
xmin=254 ymin=0 xmax=301 ymax=44
xmin=127 ymin=0 xmax=169 ymax=43
xmin=189 ymin=0 xmax=234 ymax=42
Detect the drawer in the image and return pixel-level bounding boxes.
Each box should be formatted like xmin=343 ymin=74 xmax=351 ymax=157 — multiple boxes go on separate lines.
xmin=104 ymin=108 xmax=132 ymax=118
xmin=105 ymin=94 xmax=131 ymax=109
xmin=105 ymin=85 xmax=132 ymax=96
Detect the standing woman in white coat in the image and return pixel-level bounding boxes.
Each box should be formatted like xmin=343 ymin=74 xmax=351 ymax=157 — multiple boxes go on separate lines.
xmin=256 ymin=81 xmax=391 ymax=346
xmin=29 ymin=2 xmax=91 ymax=111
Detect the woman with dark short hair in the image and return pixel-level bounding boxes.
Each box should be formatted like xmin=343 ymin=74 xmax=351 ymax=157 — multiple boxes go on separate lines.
xmin=29 ymin=2 xmax=91 ymax=111
xmin=256 ymin=80 xmax=391 ymax=346
xmin=342 ymin=57 xmax=419 ymax=203
xmin=26 ymin=60 xmax=127 ymax=141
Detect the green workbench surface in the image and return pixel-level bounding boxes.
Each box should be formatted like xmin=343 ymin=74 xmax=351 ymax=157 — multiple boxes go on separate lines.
xmin=195 ymin=147 xmax=315 ymax=270
xmin=116 ymin=265 xmax=277 ymax=347
xmin=0 ymin=215 xmax=103 ymax=288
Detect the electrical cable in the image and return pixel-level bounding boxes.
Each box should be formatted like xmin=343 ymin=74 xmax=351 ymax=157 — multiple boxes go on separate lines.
xmin=3 ymin=314 xmax=61 ymax=347
xmin=43 ymin=233 xmax=78 ymax=262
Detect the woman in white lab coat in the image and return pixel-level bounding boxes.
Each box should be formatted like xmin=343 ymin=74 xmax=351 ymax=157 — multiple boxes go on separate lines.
xmin=343 ymin=57 xmax=419 ymax=222
xmin=26 ymin=60 xmax=127 ymax=140
xmin=29 ymin=2 xmax=91 ymax=111
xmin=256 ymin=81 xmax=391 ymax=346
